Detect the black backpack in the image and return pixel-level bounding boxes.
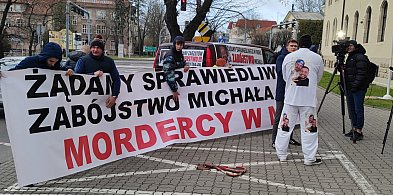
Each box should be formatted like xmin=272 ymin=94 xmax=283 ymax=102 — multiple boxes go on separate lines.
xmin=364 ymin=55 xmax=378 ymax=84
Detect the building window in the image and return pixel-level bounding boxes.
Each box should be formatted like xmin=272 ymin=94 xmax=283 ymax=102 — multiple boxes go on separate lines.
xmin=14 ymin=4 xmax=22 ymax=12
xmin=110 ymin=41 xmax=115 ymax=50
xmin=82 ymin=38 xmax=88 ymax=45
xmin=344 ymin=15 xmax=349 ymax=36
xmin=352 ymin=11 xmax=359 ymax=40
xmin=378 ymin=1 xmax=388 ymax=42
xmin=16 ymin=18 xmax=22 ymax=27
xmin=96 ymin=25 xmax=106 ymax=34
xmin=5 ymin=19 xmax=10 ymax=27
xmin=363 ymin=7 xmax=372 ymax=43
xmin=82 ymin=24 xmax=87 ymax=34
xmin=72 ymin=15 xmax=77 ymax=25
xmin=325 ymin=21 xmax=330 ymax=46
xmin=332 ymin=18 xmax=337 ymax=43
xmin=96 ymin=10 xmax=106 ymax=20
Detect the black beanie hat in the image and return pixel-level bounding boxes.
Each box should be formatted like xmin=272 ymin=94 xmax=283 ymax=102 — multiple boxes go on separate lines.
xmin=299 ymin=34 xmax=312 ymax=48
xmin=348 ymin=40 xmax=357 ymax=46
xmin=90 ymin=40 xmax=105 ymax=51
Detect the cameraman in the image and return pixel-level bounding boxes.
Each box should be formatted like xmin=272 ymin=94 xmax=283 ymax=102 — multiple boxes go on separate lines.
xmin=343 ymin=40 xmax=368 ymax=141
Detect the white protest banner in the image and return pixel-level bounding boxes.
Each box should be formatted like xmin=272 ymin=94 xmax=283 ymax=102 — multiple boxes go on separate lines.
xmin=1 ymin=65 xmax=276 ymax=186
xmin=159 ymin=49 xmax=205 ymax=67
xmin=225 ymin=44 xmax=264 ymax=66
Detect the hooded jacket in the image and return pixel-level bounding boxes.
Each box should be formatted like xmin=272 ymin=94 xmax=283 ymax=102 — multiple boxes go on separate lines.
xmin=344 ymin=44 xmax=369 ymax=91
xmin=9 ymin=42 xmax=64 ymax=71
xmin=275 ymin=47 xmax=290 ymax=101
xmin=162 ymin=36 xmax=186 ymax=92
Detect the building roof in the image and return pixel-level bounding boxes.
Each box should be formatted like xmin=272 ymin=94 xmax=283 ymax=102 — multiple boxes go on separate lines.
xmin=233 ymin=19 xmax=276 ymax=29
xmin=227 ymin=22 xmax=234 ymax=29
xmin=284 ymin=11 xmax=324 ymax=21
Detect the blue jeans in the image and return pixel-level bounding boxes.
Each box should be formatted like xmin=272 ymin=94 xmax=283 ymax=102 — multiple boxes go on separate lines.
xmin=346 ymin=89 xmax=366 ymax=129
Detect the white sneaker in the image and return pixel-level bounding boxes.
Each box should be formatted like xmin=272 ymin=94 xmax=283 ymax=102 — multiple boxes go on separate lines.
xmin=304 ymin=158 xmax=322 ymax=166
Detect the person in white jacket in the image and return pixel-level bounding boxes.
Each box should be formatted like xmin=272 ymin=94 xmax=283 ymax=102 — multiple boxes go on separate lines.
xmin=275 ymin=35 xmax=324 ymax=166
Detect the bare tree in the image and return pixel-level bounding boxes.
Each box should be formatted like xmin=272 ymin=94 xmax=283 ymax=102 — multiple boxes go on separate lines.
xmin=102 ymin=0 xmax=128 ymax=55
xmin=0 ymin=0 xmax=17 ymax=58
xmin=164 ymin=0 xmax=265 ymax=41
xmin=252 ymin=30 xmax=270 ymax=46
xmin=294 ymin=0 xmax=324 ymax=13
xmin=200 ymin=0 xmax=256 ymax=34
xmin=145 ymin=0 xmax=165 ymax=47
xmin=20 ymin=0 xmax=62 ymax=55
xmin=164 ymin=0 xmax=213 ymax=41
xmin=272 ymin=29 xmax=292 ymax=50
xmin=52 ymin=1 xmax=67 ymax=31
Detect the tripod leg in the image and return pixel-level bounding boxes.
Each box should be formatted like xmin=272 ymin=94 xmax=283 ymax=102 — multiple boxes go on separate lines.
xmin=381 ymin=102 xmax=393 ymax=154
xmin=318 ymin=67 xmax=339 ymax=113
xmin=339 ymin=82 xmax=346 ymax=134
xmin=339 ymin=67 xmax=357 ymax=143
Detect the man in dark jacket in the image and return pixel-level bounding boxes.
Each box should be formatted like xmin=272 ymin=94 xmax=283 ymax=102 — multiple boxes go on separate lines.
xmin=74 ymin=40 xmax=120 ymax=108
xmin=272 ymin=39 xmax=301 ymax=148
xmin=9 ymin=42 xmax=73 ymax=75
xmin=64 ymin=45 xmax=90 ymax=70
xmin=162 ymin=36 xmax=189 ymax=101
xmin=343 ymin=40 xmax=368 ymax=141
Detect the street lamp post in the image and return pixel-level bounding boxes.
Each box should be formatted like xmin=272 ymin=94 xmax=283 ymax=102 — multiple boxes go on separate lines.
xmin=128 ymin=0 xmax=134 ymax=58
xmin=66 ymin=2 xmax=70 ymax=58
xmin=381 ymin=32 xmax=393 ymax=100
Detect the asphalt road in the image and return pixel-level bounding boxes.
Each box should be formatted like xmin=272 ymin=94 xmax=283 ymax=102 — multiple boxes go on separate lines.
xmin=0 ymin=59 xmax=154 ymax=164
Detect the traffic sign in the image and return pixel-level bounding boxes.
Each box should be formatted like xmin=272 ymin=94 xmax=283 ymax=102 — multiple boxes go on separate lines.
xmin=194 ymin=36 xmax=210 ymax=42
xmin=198 ymin=21 xmax=210 ymax=36
xmin=144 ymin=46 xmax=156 ymax=52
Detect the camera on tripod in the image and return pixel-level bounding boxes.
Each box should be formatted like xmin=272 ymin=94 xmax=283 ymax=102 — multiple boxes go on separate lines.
xmin=331 ymin=38 xmax=350 ymax=56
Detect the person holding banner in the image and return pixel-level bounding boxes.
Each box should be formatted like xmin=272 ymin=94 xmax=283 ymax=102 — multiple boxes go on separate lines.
xmin=74 ymin=39 xmax=121 ymax=108
xmin=162 ymin=36 xmax=189 ymax=101
xmin=7 ymin=42 xmax=73 ymax=76
xmin=275 ymin=35 xmax=324 ymax=166
xmin=64 ymin=45 xmax=90 ymax=70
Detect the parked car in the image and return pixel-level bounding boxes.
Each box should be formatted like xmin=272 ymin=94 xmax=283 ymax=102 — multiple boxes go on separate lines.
xmin=0 ymin=56 xmax=67 ymax=108
xmin=153 ymin=42 xmax=275 ymax=71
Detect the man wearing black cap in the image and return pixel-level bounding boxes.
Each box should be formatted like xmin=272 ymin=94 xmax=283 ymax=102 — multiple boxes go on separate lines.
xmin=275 ymin=34 xmax=324 ymax=166
xmin=343 ymin=40 xmax=368 ymax=141
xmin=74 ymin=40 xmax=121 ymax=108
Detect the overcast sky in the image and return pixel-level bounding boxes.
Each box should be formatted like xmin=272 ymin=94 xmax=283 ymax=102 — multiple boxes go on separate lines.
xmin=257 ymin=0 xmax=293 ymax=21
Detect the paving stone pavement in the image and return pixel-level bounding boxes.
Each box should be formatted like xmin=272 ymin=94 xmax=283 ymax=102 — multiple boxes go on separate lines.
xmin=1 ymin=87 xmax=393 ymax=195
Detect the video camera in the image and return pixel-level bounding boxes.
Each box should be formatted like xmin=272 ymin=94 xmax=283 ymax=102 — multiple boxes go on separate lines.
xmin=331 ymin=38 xmax=350 ymax=56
